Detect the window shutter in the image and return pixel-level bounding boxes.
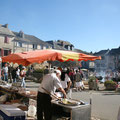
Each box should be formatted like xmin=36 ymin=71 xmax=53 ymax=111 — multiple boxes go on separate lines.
xmin=1 ymin=49 xmax=4 ymax=57
xmin=4 ymin=36 xmax=9 ymax=43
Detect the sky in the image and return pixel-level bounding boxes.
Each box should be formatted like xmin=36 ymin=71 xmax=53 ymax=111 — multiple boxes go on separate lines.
xmin=0 ymin=0 xmax=120 ymax=53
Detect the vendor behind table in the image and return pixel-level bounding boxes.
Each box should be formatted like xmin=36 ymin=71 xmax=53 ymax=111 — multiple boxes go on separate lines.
xmin=37 ymin=69 xmax=66 ymax=120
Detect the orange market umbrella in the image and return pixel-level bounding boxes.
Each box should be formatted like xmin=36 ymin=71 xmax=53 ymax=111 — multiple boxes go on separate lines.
xmin=2 ymin=49 xmax=101 ymax=66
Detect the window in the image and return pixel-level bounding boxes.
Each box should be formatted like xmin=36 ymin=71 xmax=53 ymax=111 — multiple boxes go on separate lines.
xmin=4 ymin=50 xmax=9 ymax=56
xmin=46 ymin=46 xmax=49 ymax=49
xmin=17 ymin=42 xmax=22 ymax=47
xmin=33 ymin=44 xmax=37 ymax=49
xmin=89 ymin=62 xmax=95 ymax=68
xmin=4 ymin=36 xmax=9 ymax=43
xmin=0 ymin=49 xmax=4 ymax=57
xmin=41 ymin=45 xmax=43 ymax=49
xmin=119 ymin=55 xmax=120 ymax=60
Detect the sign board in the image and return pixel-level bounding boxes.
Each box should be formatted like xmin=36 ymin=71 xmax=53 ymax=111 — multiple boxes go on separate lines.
xmin=89 ymin=62 xmax=95 ymax=68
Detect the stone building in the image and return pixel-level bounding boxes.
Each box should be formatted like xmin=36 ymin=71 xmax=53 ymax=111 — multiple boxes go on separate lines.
xmin=0 ymin=23 xmax=102 ymax=70
xmin=0 ymin=24 xmax=15 ymax=57
xmin=94 ymin=47 xmax=120 ymax=72
xmin=0 ymin=24 xmax=52 ymax=57
xmin=94 ymin=49 xmax=110 ymax=72
xmin=13 ymin=31 xmax=52 ymax=53
xmin=107 ymin=47 xmax=120 ymax=70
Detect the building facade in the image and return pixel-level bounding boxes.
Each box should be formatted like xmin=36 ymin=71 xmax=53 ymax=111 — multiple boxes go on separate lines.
xmin=0 ymin=24 xmax=15 ymax=57
xmin=94 ymin=47 xmax=120 ymax=72
xmin=94 ymin=50 xmax=110 ymax=72
xmin=13 ymin=31 xmax=52 ymax=53
xmin=0 ymin=24 xmax=52 ymax=57
xmin=107 ymin=47 xmax=120 ymax=71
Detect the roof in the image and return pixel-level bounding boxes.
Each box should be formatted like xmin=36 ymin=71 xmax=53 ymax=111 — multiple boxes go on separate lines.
xmin=0 ymin=24 xmax=15 ymax=37
xmin=94 ymin=49 xmax=109 ymax=56
xmin=54 ymin=44 xmax=67 ymax=50
xmin=13 ymin=31 xmax=52 ymax=47
xmin=108 ymin=47 xmax=120 ymax=55
xmin=12 ymin=32 xmax=30 ymax=43
xmin=74 ymin=48 xmax=90 ymax=54
xmin=46 ymin=40 xmax=67 ymax=50
xmin=46 ymin=41 xmax=90 ymax=53
xmin=57 ymin=40 xmax=74 ymax=46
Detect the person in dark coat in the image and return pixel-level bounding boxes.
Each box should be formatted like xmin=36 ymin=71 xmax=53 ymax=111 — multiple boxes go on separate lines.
xmin=12 ymin=68 xmax=17 ymax=83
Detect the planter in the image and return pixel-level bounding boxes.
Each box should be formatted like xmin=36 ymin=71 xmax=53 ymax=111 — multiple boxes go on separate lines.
xmin=105 ymin=85 xmax=116 ymax=90
xmin=89 ymin=82 xmax=94 ymax=90
xmin=104 ymin=80 xmax=117 ymax=90
xmin=88 ymin=76 xmax=96 ymax=90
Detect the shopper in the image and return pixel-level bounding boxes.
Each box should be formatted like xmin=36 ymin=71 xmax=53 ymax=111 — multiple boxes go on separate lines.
xmin=20 ymin=66 xmax=26 ymax=88
xmin=2 ymin=63 xmax=8 ymax=82
xmin=60 ymin=70 xmax=72 ymax=93
xmin=16 ymin=66 xmax=20 ymax=82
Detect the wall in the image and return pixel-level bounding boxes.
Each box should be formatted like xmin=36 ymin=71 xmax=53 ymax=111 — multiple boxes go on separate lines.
xmin=0 ymin=35 xmax=14 ymax=51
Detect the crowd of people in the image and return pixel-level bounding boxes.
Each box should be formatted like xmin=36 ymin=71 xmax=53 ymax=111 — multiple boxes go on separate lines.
xmin=44 ymin=66 xmax=86 ymax=92
xmin=1 ymin=63 xmax=87 ymax=91
xmin=0 ymin=63 xmax=87 ymax=120
xmin=1 ymin=63 xmax=26 ymax=88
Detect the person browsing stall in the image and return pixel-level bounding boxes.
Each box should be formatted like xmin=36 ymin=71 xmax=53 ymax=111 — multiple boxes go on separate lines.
xmin=37 ymin=69 xmax=66 ymax=120
xmin=60 ymin=70 xmax=72 ymax=93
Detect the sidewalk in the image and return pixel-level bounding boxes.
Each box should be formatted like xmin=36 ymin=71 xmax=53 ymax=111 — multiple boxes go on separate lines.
xmin=84 ymin=83 xmax=105 ymax=91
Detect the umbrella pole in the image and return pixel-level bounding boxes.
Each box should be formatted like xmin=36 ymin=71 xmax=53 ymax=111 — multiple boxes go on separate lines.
xmin=48 ymin=61 xmax=51 ymax=69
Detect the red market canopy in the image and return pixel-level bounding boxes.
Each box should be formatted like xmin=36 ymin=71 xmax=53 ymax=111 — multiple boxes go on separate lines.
xmin=2 ymin=49 xmax=101 ymax=66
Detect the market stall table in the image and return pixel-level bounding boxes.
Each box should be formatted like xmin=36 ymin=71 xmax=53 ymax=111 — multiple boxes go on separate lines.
xmin=0 ymin=85 xmax=91 ymax=120
xmin=51 ymin=99 xmax=91 ymax=120
xmin=0 ymin=85 xmax=37 ymax=105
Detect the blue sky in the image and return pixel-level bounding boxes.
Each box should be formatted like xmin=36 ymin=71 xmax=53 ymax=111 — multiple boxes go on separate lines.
xmin=0 ymin=0 xmax=120 ymax=52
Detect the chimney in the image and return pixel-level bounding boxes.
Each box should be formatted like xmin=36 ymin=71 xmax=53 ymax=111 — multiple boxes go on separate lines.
xmin=5 ymin=24 xmax=8 ymax=28
xmin=2 ymin=24 xmax=8 ymax=28
xmin=61 ymin=41 xmax=64 ymax=47
xmin=19 ymin=31 xmax=24 ymax=38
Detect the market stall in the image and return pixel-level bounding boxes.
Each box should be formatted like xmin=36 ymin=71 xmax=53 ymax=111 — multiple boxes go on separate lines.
xmin=0 ymin=82 xmax=37 ymax=120
xmin=2 ymin=49 xmax=101 ymax=66
xmin=0 ymin=83 xmax=90 ymax=120
xmin=1 ymin=49 xmax=101 ymax=120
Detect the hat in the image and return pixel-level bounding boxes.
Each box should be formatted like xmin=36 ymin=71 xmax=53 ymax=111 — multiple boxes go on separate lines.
xmin=55 ymin=70 xmax=61 ymax=76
